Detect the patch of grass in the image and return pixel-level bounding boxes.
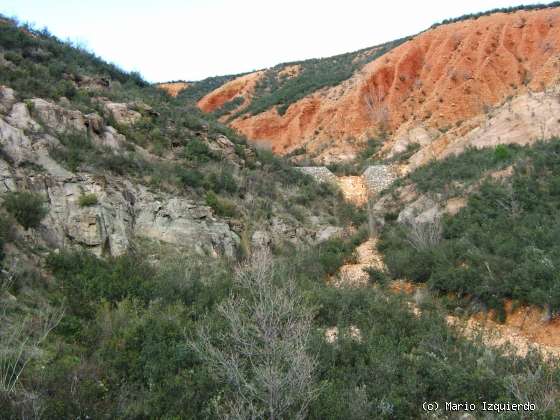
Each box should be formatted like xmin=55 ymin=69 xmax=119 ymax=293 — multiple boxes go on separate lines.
xmin=205 ymin=191 xmax=238 ymax=217
xmin=78 ymin=193 xmax=98 ymax=207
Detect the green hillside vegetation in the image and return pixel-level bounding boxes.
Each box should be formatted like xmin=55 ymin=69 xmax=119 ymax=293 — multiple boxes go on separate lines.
xmin=380 ymin=140 xmax=560 ymax=316
xmin=2 ymin=232 xmax=558 ymax=418
xmin=2 ymin=10 xmax=560 ymax=420
xmin=430 ymin=1 xmax=560 ymax=28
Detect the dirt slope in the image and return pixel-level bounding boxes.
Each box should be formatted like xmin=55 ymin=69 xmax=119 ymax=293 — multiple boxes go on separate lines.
xmin=201 ymin=7 xmax=560 ymax=162
xmin=156 ymin=81 xmax=189 ymax=97
xmin=197 ymin=71 xmax=264 ymax=115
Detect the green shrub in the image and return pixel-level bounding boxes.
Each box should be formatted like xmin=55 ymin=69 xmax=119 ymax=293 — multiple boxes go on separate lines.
xmin=317 ymin=237 xmax=355 ymax=276
xmin=3 ymin=191 xmax=48 ymax=230
xmin=176 ymin=167 xmax=204 ymax=188
xmin=381 ymin=139 xmax=560 ymax=311
xmin=0 ymin=212 xmax=13 ymax=263
xmin=205 ymin=191 xmax=238 ymax=217
xmin=494 ymin=144 xmax=510 ymax=161
xmin=183 ymin=139 xmax=215 ymax=162
xmin=46 ymin=250 xmax=155 ymax=320
xmin=409 ymin=144 xmax=522 ymax=195
xmin=365 ymin=267 xmax=389 ymax=286
xmin=205 ymin=167 xmax=238 ymax=193
xmin=78 ymin=193 xmax=98 ymax=207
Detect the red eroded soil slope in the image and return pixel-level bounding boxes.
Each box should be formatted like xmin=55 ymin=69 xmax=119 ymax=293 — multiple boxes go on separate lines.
xmin=205 ymin=8 xmax=560 ymax=158
xmin=197 ymin=71 xmax=264 ymax=114
xmin=156 ymin=82 xmax=189 ymax=97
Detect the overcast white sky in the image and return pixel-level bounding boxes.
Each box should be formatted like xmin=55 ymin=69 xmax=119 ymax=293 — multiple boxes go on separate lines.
xmin=1 ymin=0 xmax=554 ymax=82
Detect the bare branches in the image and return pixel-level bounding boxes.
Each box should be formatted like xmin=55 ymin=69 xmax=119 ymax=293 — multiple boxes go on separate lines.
xmin=0 ymin=265 xmax=64 ymax=396
xmin=363 ymin=83 xmax=389 ymax=131
xmin=190 ymin=248 xmax=319 ymax=419
xmin=405 ymin=216 xmax=443 ymax=251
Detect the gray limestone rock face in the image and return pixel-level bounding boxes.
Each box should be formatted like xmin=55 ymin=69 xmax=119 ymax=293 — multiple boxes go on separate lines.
xmin=0 ymin=91 xmax=240 ymax=259
xmin=97 ymin=98 xmax=142 ymax=126
xmin=0 ymin=117 xmax=34 ymax=164
xmin=134 ymin=195 xmax=239 ymax=258
xmin=315 ymin=225 xmax=343 ymax=243
xmin=397 ymin=195 xmax=442 ymax=226
xmin=30 ymin=98 xmax=87 ymax=134
xmin=207 ymin=134 xmax=243 ymax=166
xmin=6 ymin=102 xmax=42 ymax=132
xmin=0 ymin=85 xmax=16 ymax=114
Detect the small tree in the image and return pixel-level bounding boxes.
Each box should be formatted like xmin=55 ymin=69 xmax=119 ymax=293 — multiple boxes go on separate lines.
xmin=3 ymin=192 xmax=48 ymax=230
xmin=191 ymin=248 xmax=319 ymax=419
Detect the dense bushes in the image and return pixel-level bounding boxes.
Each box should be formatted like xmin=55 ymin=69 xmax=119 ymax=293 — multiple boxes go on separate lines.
xmin=409 ymin=144 xmax=523 ymax=195
xmin=2 ymin=227 xmax=558 ymax=418
xmin=380 ymin=140 xmax=560 ymax=312
xmin=183 ymin=138 xmax=215 ymax=162
xmin=3 ymin=191 xmax=47 ymax=230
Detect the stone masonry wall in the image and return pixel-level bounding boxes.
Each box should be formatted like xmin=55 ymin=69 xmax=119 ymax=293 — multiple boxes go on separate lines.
xmin=362 ymin=165 xmax=397 ymax=195
xmin=298 ymin=165 xmax=398 ymax=197
xmin=297 ymin=166 xmax=338 ymax=184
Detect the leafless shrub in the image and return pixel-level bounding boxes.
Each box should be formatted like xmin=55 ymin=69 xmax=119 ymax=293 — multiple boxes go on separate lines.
xmin=0 ymin=264 xmax=64 ymax=396
xmin=495 ymin=182 xmax=521 ymax=218
xmin=363 ymin=84 xmax=389 ymax=131
xmin=0 ymin=305 xmax=64 ymax=395
xmin=507 ymin=360 xmax=558 ymax=412
xmin=405 ymin=217 xmax=443 ymax=250
xmin=190 ymin=248 xmax=319 ymax=419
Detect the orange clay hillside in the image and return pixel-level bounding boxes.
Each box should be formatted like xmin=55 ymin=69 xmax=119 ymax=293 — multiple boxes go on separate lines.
xmin=196 ymin=7 xmax=560 ymax=164
xmin=198 ymin=71 xmax=264 ymax=114
xmin=156 ymin=81 xmax=189 ymax=97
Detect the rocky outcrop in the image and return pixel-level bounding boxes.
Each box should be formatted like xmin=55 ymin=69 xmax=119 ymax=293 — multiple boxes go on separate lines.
xmin=23 ymin=96 xmax=126 ymax=151
xmin=96 ymin=98 xmax=142 ymax=126
xmin=407 ymin=88 xmax=560 ymax=169
xmin=0 ymin=87 xmax=240 ymax=258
